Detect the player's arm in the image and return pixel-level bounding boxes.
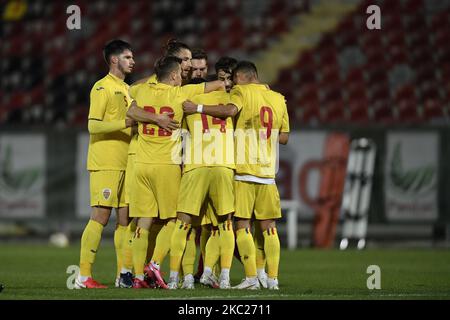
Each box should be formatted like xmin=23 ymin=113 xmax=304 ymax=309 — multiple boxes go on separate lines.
xmin=279 ymin=132 xmax=289 ymax=145
xmin=279 ymin=101 xmax=290 ymax=145
xmin=88 ymin=118 xmax=135 ymax=134
xmin=127 ymin=100 xmax=180 ymax=132
xmin=87 ymin=85 xmax=135 ymax=134
xmin=204 ymin=80 xmax=225 ymax=93
xmin=182 ymin=100 xmax=238 ymax=118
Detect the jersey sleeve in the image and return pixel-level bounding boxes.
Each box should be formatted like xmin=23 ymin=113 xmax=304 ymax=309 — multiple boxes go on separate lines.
xmin=88 ymin=85 xmax=109 ymax=120
xmin=181 ymin=83 xmax=205 ymax=99
xmin=230 ymin=86 xmax=244 ymax=112
xmin=280 ymin=99 xmax=290 ymax=133
xmin=129 ymin=83 xmax=141 ymax=100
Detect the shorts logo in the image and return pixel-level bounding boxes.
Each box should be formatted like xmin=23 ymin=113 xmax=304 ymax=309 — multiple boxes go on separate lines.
xmin=102 ymin=188 xmax=112 ymax=200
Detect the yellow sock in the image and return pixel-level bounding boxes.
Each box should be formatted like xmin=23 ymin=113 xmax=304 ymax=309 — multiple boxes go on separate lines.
xmin=122 ymin=219 xmax=136 ymax=271
xmin=132 ymin=227 xmax=149 ymax=278
xmin=79 ymin=220 xmax=104 ymax=277
xmin=236 ymin=228 xmax=257 ymax=278
xmin=169 ymin=220 xmax=190 ymax=273
xmin=200 ymin=226 xmax=211 ymax=258
xmin=204 ymin=229 xmax=220 ymax=269
xmin=151 ymin=220 xmax=175 ymax=265
xmin=263 ymin=227 xmax=280 ymax=279
xmin=218 ymin=221 xmax=235 ymax=270
xmin=254 ymin=223 xmax=266 ymax=270
xmin=147 ymin=222 xmax=163 ymax=263
xmin=182 ymin=228 xmax=197 ymax=275
xmin=114 ymin=224 xmax=127 ymax=277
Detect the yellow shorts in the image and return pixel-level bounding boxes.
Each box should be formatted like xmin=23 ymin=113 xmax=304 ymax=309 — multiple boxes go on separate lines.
xmin=177 ymin=167 xmax=234 ymax=217
xmin=130 ymin=163 xmax=181 ymax=219
xmin=89 ymin=170 xmax=126 ymax=208
xmin=234 ymin=180 xmax=281 ymax=220
xmin=124 ymin=153 xmax=136 ymax=205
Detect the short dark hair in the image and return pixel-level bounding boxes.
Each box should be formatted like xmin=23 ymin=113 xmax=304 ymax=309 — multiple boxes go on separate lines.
xmin=215 ymin=56 xmax=238 ymax=75
xmin=192 ymin=48 xmax=207 ymax=61
xmin=154 ymin=56 xmax=182 ymax=81
xmin=233 ymin=61 xmax=258 ymax=78
xmin=103 ymin=39 xmax=132 ymax=65
xmin=164 ymin=38 xmax=191 ymax=57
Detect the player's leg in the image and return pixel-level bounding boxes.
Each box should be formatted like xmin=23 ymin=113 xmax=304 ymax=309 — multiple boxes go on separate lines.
xmin=195 ymin=223 xmax=211 ymax=282
xmin=193 ymin=225 xmax=204 ymax=281
xmin=114 ymin=206 xmax=132 ymax=288
xmin=253 ymin=221 xmax=268 ymax=288
xmin=170 ymin=168 xmax=208 ymax=289
xmin=201 ymin=226 xmax=220 ymax=288
xmin=77 ymin=206 xmax=111 ymax=288
xmin=181 ymin=215 xmax=202 ymax=289
xmin=255 ymin=184 xmax=282 ymax=290
xmin=131 ymin=217 xmax=153 ymax=288
xmin=199 ymin=201 xmax=220 ymax=288
xmin=77 ymin=170 xmax=121 ymax=289
xmin=181 ymin=224 xmax=197 ymax=289
xmin=233 ymin=181 xmax=259 ymax=290
xmin=128 ymin=163 xmax=158 ymax=288
xmin=149 ymin=217 xmax=176 ymax=267
xmin=146 ymin=218 xmax=164 ymax=263
xmin=147 ymin=165 xmax=182 ymax=289
xmin=118 ymin=218 xmax=136 ymax=287
xmin=169 ymin=212 xmax=193 ymax=288
xmin=117 ymin=152 xmax=137 ymax=287
xmin=209 ymin=167 xmax=235 ymax=289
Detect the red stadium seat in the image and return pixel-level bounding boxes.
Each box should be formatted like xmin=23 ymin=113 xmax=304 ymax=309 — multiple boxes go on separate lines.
xmin=345 ymin=68 xmax=365 ymax=85
xmin=384 ymin=14 xmax=404 ymax=31
xmin=396 ymin=100 xmax=421 ymax=123
xmin=373 ymin=102 xmax=395 ymax=123
xmin=423 ymin=99 xmax=446 ymax=121
xmin=369 ymin=84 xmax=391 ymax=104
xmin=347 ymin=83 xmax=368 ymax=102
xmin=301 ymin=101 xmax=322 ymax=123
xmin=403 ymin=0 xmax=424 ymax=14
xmin=348 ymin=100 xmax=369 ymax=123
xmin=322 ymin=100 xmax=346 ymax=123
xmin=394 ymin=85 xmax=416 ymax=103
xmin=299 ymin=83 xmax=319 ymax=102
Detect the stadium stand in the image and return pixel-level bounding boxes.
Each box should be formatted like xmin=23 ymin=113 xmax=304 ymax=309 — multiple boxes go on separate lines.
xmin=1 ymin=0 xmax=449 ymax=126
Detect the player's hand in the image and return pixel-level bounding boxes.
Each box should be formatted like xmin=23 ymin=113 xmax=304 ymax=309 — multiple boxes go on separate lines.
xmin=156 ymin=113 xmax=179 ymax=132
xmin=125 ymin=118 xmax=136 ymax=128
xmin=182 ymin=100 xmax=197 ymax=114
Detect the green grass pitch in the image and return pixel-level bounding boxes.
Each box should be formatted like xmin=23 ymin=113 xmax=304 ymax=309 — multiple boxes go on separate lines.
xmin=0 ymin=243 xmax=449 ymax=300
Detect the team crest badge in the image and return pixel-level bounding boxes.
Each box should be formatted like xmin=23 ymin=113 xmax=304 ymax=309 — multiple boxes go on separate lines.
xmin=102 ymin=188 xmax=112 ymax=200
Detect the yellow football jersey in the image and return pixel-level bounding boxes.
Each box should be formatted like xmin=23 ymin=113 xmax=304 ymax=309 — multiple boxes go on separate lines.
xmin=87 ymin=73 xmax=132 ymax=170
xmin=127 ymin=75 xmax=158 ymax=155
xmin=230 ymin=83 xmax=290 ymax=178
xmin=184 ymin=90 xmax=235 ymax=172
xmin=133 ymin=82 xmax=205 ymax=165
